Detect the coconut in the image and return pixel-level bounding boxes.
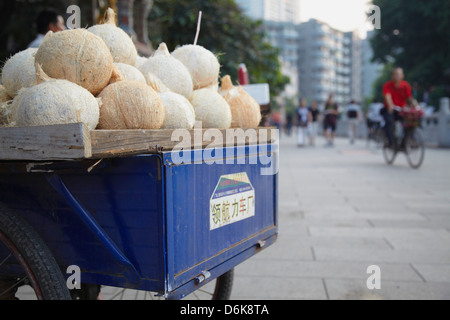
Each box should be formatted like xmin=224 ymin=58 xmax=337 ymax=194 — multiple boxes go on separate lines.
xmin=190 ymin=88 xmax=231 ymax=128
xmin=219 ymin=75 xmax=261 ymax=128
xmin=143 ymin=72 xmax=170 ymax=93
xmin=97 ymin=80 xmax=164 ymax=130
xmin=135 ymin=56 xmax=148 ymax=69
xmin=114 ymin=63 xmax=146 ymax=84
xmin=11 ymin=66 xmax=100 ymax=130
xmin=35 ymin=29 xmax=115 ymax=96
xmin=1 ymin=48 xmax=38 ymax=97
xmin=0 ymin=85 xmax=11 ymax=103
xmin=159 ymin=92 xmax=195 ymax=129
xmin=172 ymin=44 xmax=220 ymax=90
xmin=139 ymin=43 xmax=193 ymax=99
xmin=87 ymin=8 xmax=138 ymax=65
xmin=0 ymin=101 xmax=15 ymax=127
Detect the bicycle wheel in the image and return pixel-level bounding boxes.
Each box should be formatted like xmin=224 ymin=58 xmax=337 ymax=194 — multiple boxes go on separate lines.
xmin=405 ymin=128 xmax=425 ymax=169
xmin=94 ymin=269 xmax=234 ymax=300
xmin=0 ymin=204 xmax=71 ymax=300
xmin=382 ymin=137 xmax=397 ymax=165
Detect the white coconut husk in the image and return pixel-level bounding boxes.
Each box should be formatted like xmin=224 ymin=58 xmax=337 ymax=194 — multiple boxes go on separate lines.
xmin=219 ymin=75 xmax=261 ymax=128
xmin=142 ymin=72 xmax=170 ymax=93
xmin=1 ymin=48 xmax=38 ymax=97
xmin=35 ymin=29 xmax=114 ymax=96
xmin=172 ymin=44 xmax=221 ymax=90
xmin=139 ymin=43 xmax=193 ymax=99
xmin=190 ymin=88 xmax=231 ymax=129
xmin=97 ymin=80 xmax=165 ymax=130
xmin=0 ymin=85 xmax=11 ymax=104
xmin=0 ymin=101 xmax=15 ymax=127
xmin=159 ymin=92 xmax=195 ymax=129
xmin=87 ymin=8 xmax=138 ymax=65
xmin=114 ymin=63 xmax=146 ymax=84
xmin=135 ymin=56 xmax=148 ymax=69
xmin=11 ymin=65 xmax=100 ymax=130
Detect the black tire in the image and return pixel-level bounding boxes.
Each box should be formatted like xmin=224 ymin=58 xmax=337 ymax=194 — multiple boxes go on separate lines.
xmin=0 ymin=204 xmax=71 ymax=300
xmin=383 ymin=139 xmax=397 ymax=165
xmin=213 ymin=269 xmax=234 ymax=300
xmin=405 ymin=129 xmax=425 ymax=169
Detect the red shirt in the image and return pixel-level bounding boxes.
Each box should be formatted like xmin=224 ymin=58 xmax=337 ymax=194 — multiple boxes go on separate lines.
xmin=383 ymin=80 xmax=412 ymax=108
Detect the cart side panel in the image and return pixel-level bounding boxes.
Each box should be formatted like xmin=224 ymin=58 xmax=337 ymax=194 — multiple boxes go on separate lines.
xmin=165 ymin=144 xmax=278 ymax=292
xmin=0 ymin=156 xmax=166 ymax=291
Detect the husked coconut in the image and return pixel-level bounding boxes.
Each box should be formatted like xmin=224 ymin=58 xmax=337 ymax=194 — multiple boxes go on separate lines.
xmin=88 ymin=8 xmax=138 ymax=65
xmin=0 ymin=101 xmax=15 ymax=127
xmin=135 ymin=56 xmax=148 ymax=69
xmin=97 ymin=80 xmax=164 ymax=130
xmin=0 ymin=85 xmax=11 ymax=103
xmin=219 ymin=75 xmax=261 ymax=128
xmin=35 ymin=29 xmax=115 ymax=95
xmin=12 ymin=66 xmax=100 ymax=130
xmin=1 ymin=48 xmax=38 ymax=97
xmin=159 ymin=92 xmax=195 ymax=129
xmin=172 ymin=44 xmax=220 ymax=90
xmin=114 ymin=63 xmax=146 ymax=84
xmin=139 ymin=43 xmax=193 ymax=99
xmin=143 ymin=72 xmax=170 ymax=93
xmin=190 ymin=88 xmax=231 ymax=128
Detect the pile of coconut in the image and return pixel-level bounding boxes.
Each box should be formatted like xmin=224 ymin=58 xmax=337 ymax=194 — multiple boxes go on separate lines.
xmin=0 ymin=8 xmax=261 ymax=131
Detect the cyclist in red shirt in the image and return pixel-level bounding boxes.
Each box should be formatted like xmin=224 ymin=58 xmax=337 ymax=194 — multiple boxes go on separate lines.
xmin=382 ymin=68 xmax=418 ymax=146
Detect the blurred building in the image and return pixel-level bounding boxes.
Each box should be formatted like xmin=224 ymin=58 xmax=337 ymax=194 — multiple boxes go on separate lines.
xmin=235 ymin=0 xmax=301 ymax=24
xmin=298 ymin=19 xmax=355 ymax=106
xmin=236 ymin=2 xmax=366 ymax=108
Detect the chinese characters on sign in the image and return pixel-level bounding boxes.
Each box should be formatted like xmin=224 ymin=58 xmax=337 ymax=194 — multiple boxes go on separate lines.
xmin=210 ymin=173 xmax=256 ymax=230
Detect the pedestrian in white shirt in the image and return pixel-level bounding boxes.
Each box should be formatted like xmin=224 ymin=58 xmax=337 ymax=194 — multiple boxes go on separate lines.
xmin=28 ymin=8 xmax=66 ymax=48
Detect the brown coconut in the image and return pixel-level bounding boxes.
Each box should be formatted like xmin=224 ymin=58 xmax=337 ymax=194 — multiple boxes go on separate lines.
xmin=35 ymin=29 xmax=115 ymax=95
xmin=97 ymin=80 xmax=165 ymax=129
xmin=219 ymin=75 xmax=261 ymax=128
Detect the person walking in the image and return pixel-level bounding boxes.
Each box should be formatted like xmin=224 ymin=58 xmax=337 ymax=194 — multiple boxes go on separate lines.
xmin=307 ymin=100 xmax=320 ymax=146
xmin=346 ymin=100 xmax=362 ymax=144
xmin=323 ymin=94 xmax=339 ymax=147
xmin=296 ymin=98 xmax=309 ymax=147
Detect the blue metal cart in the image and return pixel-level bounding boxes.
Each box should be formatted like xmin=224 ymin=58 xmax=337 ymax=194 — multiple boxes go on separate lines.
xmin=0 ymin=137 xmax=278 ymax=300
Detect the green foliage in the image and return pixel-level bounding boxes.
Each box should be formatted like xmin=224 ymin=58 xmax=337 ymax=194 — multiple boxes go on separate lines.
xmin=370 ymin=0 xmax=450 ymax=89
xmin=148 ymin=0 xmax=290 ymax=99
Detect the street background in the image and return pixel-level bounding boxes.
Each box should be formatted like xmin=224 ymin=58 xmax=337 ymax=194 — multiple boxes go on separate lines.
xmin=231 ymin=135 xmax=450 ymax=300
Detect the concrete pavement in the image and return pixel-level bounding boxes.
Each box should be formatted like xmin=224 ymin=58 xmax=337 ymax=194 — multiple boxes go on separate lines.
xmin=231 ymin=134 xmax=450 ymax=300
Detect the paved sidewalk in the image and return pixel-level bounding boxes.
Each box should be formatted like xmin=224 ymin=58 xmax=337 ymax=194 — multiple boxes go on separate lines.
xmin=231 ymin=135 xmax=450 ymax=300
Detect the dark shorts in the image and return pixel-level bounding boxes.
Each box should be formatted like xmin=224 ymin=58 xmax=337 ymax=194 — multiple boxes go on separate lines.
xmin=323 ymin=114 xmax=337 ymax=132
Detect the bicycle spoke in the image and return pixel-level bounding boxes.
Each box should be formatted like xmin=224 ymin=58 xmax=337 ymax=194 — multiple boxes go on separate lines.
xmin=0 ymin=253 xmax=12 ymax=267
xmin=0 ymin=276 xmax=28 ymax=299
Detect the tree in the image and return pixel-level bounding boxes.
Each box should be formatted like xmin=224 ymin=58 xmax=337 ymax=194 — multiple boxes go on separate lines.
xmin=370 ymin=0 xmax=450 ymax=97
xmin=147 ymin=0 xmax=290 ymax=101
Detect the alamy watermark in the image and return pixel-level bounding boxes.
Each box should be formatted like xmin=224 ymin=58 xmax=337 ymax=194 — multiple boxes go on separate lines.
xmin=367 ymin=5 xmax=381 ymax=30
xmin=367 ymin=265 xmax=381 ymax=290
xmin=170 ymin=122 xmax=279 ymax=176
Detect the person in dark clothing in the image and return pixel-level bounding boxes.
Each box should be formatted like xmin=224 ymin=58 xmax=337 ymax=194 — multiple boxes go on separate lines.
xmin=323 ymin=94 xmax=339 ymax=147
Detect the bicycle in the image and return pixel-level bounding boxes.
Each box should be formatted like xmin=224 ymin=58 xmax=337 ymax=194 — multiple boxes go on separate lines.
xmin=382 ymin=107 xmax=425 ymax=169
xmin=367 ymin=120 xmax=384 ymax=149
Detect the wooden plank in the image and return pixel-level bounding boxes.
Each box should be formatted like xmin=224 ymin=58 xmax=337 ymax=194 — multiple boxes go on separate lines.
xmin=90 ymin=127 xmax=276 ymax=158
xmin=0 ymin=123 xmax=91 ymax=161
